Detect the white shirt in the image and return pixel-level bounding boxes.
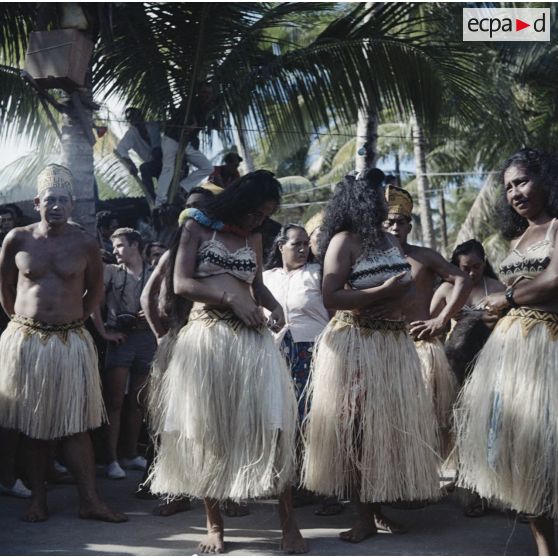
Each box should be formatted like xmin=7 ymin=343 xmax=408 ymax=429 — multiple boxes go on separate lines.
xmin=116 ymin=122 xmax=161 ymax=163
xmin=263 ymin=263 xmax=329 ymax=343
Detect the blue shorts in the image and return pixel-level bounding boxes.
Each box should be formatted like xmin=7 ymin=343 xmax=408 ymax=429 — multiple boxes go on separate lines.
xmin=104 ymin=329 xmax=157 ymax=376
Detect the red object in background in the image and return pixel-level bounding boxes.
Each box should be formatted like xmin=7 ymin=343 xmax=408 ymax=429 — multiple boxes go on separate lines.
xmin=96 ymin=126 xmax=108 ymax=138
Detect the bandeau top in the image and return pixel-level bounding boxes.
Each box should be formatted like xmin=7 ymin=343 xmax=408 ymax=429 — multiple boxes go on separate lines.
xmin=348 ymin=237 xmax=411 ymax=289
xmin=194 ymin=231 xmax=257 ymax=284
xmin=499 ymin=218 xmax=557 ymax=286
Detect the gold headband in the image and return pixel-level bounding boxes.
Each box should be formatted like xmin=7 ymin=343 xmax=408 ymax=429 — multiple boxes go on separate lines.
xmin=385 ymin=185 xmax=413 ymax=218
xmin=37 ymin=164 xmax=74 ymax=196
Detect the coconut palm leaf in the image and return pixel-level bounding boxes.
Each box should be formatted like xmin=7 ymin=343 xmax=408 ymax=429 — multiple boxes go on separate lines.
xmin=277 ymin=175 xmax=313 ymax=195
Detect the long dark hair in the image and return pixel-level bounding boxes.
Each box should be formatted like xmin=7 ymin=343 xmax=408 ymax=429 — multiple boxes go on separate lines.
xmin=160 ymin=225 xmax=192 ymax=330
xmin=265 ymin=223 xmax=314 ymax=270
xmin=450 ymin=239 xmax=497 ymax=279
xmin=318 ymin=172 xmax=388 ymax=257
xmin=499 ymin=148 xmax=558 ymax=240
xmin=200 ymin=170 xmax=282 ymax=226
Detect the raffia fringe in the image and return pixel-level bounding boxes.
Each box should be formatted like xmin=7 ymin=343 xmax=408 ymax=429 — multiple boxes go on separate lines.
xmin=455 ymin=307 xmax=558 ymax=518
xmin=0 ymin=317 xmax=105 ymax=440
xmin=415 ymin=338 xmax=458 ymax=459
xmin=302 ymin=312 xmax=440 ymax=503
xmin=146 ymin=329 xmax=178 ymax=437
xmin=147 ymin=309 xmax=297 ymax=500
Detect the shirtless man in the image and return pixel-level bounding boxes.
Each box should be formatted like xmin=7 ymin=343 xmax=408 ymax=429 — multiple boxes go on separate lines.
xmin=0 ymin=164 xmax=127 ymax=523
xmin=383 ymin=186 xmax=471 ymax=454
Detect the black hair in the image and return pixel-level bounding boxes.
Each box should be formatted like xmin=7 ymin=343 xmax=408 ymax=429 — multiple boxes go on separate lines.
xmin=450 ymin=239 xmax=497 ymax=279
xmin=144 ymin=241 xmax=166 ymax=260
xmin=0 ymin=203 xmax=22 ymax=221
xmin=96 ymin=210 xmax=117 ymax=229
xmin=200 ymin=170 xmax=282 ymax=226
xmin=363 ymin=167 xmax=385 ymax=188
xmin=111 ymin=227 xmax=144 ymax=252
xmin=265 ymin=223 xmax=314 ymax=270
xmin=224 ymin=152 xmax=242 ymax=164
xmin=186 ymin=187 xmax=214 ymax=200
xmin=160 ymin=225 xmax=192 ymax=329
xmin=499 ymin=148 xmax=558 ymax=240
xmin=318 ymin=174 xmax=388 ymax=256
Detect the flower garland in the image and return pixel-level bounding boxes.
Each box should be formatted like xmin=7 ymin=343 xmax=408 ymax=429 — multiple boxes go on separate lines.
xmin=178 ymin=208 xmax=251 ymax=237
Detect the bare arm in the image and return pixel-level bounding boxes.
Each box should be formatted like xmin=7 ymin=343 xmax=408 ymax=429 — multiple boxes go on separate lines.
xmin=410 ymin=250 xmax=472 ymax=338
xmin=140 ymin=251 xmax=169 ymax=338
xmin=426 ymin=250 xmax=472 ymax=323
xmin=430 ymin=282 xmax=452 ymax=318
xmin=251 ymin=233 xmax=285 ymax=329
xmin=0 ymin=230 xmax=20 ymax=316
xmin=322 ymin=232 xmax=412 ymax=310
xmin=83 ymin=237 xmax=104 ymax=319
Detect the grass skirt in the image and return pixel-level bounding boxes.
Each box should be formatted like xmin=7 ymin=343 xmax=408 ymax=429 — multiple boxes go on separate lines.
xmin=302 ymin=312 xmax=440 ymax=503
xmin=455 ymin=307 xmax=558 ymax=518
xmin=0 ymin=315 xmax=105 ymax=440
xmin=146 ymin=329 xmax=178 ymax=436
xmin=147 ymin=308 xmax=298 ymax=501
xmin=415 ymin=338 xmax=458 ymax=458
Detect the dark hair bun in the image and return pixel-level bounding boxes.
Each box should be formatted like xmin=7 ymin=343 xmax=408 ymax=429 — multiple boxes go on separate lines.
xmin=364 ymin=168 xmax=385 ymax=188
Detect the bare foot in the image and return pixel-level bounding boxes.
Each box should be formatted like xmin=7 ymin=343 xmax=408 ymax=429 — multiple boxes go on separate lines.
xmin=374 ymin=512 xmax=408 ymax=534
xmin=198 ymin=525 xmax=224 ymax=554
xmin=153 ymin=498 xmax=191 ymax=517
xmin=79 ymin=501 xmax=128 ymax=523
xmin=22 ymin=499 xmax=49 ymax=522
xmin=280 ymin=520 xmax=308 ymax=554
xmin=339 ymin=519 xmax=377 ymax=543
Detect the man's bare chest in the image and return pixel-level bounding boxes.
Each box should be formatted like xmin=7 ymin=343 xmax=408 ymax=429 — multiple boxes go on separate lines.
xmin=15 ymin=244 xmax=86 ymax=282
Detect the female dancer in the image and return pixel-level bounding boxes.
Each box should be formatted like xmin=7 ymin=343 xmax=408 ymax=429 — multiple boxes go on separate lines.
xmin=431 ymin=239 xmax=504 ymax=385
xmin=455 ymin=148 xmax=558 ymax=555
xmin=431 ymin=239 xmax=504 ymax=517
xmin=148 ymin=171 xmax=306 ymax=554
xmin=302 ymin=175 xmax=439 ymax=543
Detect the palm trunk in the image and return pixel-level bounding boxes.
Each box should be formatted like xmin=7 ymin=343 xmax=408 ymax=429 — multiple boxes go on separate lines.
xmin=232 ymin=123 xmax=255 ymax=174
xmin=411 ymin=116 xmax=436 ymax=249
xmin=60 ymin=98 xmax=96 ymax=234
xmin=394 ymin=152 xmax=401 ymax=187
xmin=355 ymin=107 xmax=378 ymax=174
xmin=438 ymin=190 xmax=448 ymax=255
xmin=354 ymin=2 xmax=380 ymax=175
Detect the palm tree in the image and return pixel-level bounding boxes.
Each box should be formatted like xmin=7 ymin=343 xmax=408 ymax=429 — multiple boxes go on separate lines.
xmin=0 ymin=2 xmax=498 ymax=233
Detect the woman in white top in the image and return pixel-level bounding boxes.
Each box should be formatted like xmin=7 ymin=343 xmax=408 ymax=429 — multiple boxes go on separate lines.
xmin=264 ymin=224 xmax=330 ymax=420
xmin=264 ymin=224 xmax=343 ymax=516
